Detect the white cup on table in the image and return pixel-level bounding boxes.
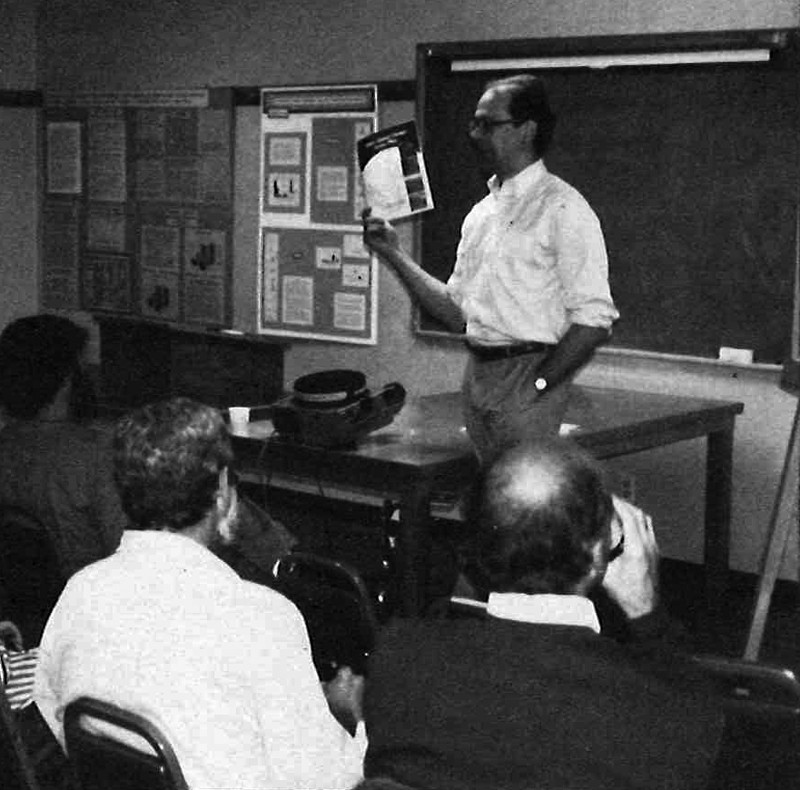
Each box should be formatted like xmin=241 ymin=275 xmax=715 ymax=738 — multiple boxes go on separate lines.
xmin=228 ymin=406 xmax=251 ymax=433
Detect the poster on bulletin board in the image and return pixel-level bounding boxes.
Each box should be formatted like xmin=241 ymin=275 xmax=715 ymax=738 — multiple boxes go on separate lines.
xmin=258 ymin=84 xmax=379 ymax=344
xmin=41 ymin=89 xmax=234 ymax=328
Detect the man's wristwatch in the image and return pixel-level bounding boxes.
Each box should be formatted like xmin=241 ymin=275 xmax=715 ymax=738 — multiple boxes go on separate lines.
xmin=534 ymin=376 xmax=548 ymax=394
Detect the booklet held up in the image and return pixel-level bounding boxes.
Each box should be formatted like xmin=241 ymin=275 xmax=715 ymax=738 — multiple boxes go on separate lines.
xmin=357 ymin=120 xmax=434 ymax=221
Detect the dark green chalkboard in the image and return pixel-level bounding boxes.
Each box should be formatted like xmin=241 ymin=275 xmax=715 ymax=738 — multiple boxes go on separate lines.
xmin=417 ymin=31 xmax=800 ymax=363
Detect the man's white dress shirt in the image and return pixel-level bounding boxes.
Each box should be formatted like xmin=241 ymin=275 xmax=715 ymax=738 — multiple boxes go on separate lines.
xmin=35 ymin=530 xmax=365 ymax=790
xmin=448 ymin=160 xmax=619 ymax=345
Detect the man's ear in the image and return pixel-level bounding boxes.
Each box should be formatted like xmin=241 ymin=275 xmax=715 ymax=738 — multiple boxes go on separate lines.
xmin=522 ymin=118 xmax=538 ymax=149
xmin=215 ymin=467 xmax=238 ymax=544
xmin=579 ymin=537 xmax=608 ymax=595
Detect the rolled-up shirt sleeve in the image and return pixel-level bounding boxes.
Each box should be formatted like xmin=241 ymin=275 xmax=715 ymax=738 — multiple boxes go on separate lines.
xmin=552 ymin=197 xmax=619 ymax=331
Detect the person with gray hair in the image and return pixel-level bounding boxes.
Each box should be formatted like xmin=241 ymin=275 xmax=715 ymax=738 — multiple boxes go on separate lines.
xmin=363 ymin=75 xmax=618 ymax=462
xmin=35 ymin=397 xmax=366 ymax=790
xmin=363 ymin=439 xmax=723 ymax=790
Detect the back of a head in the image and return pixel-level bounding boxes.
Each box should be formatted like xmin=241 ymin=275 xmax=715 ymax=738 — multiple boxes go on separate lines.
xmin=468 ymin=439 xmax=613 ymax=595
xmin=113 ymin=397 xmax=233 ymax=531
xmin=485 ymin=73 xmax=557 ymax=157
xmin=0 ymin=314 xmax=88 ymax=420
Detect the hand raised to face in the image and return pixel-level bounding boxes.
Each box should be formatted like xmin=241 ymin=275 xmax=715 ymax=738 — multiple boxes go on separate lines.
xmin=601 ymin=495 xmax=660 ymax=621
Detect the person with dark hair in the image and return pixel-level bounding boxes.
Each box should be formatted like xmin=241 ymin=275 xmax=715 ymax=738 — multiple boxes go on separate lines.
xmin=34 ymin=397 xmax=365 ymax=790
xmin=363 ymin=439 xmax=723 ymax=790
xmin=0 ymin=314 xmax=127 ymax=579
xmin=363 ymin=74 xmax=618 ymax=462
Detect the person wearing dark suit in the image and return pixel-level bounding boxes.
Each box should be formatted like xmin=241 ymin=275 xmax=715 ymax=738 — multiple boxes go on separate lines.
xmin=364 ymin=438 xmax=723 ymax=790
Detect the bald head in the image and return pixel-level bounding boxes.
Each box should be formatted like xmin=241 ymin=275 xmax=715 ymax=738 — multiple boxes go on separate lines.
xmin=468 ymin=440 xmax=614 ymax=595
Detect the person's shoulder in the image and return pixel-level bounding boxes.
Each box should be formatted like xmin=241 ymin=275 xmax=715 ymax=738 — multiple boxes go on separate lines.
xmin=377 ymin=616 xmax=485 ymax=652
xmin=26 ymin=420 xmax=107 ymax=453
xmin=236 ymin=578 xmax=305 ymax=620
xmin=540 ymin=169 xmax=590 ymax=205
xmin=461 ymin=191 xmax=493 ymax=226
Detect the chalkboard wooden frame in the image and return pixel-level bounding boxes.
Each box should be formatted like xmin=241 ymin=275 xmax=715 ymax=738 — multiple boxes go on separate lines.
xmin=416 ymin=29 xmax=800 ymax=364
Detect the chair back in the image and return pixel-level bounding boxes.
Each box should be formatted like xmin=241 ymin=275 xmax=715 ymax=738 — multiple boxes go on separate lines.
xmin=273 ymin=551 xmax=378 ymax=680
xmin=0 ymin=684 xmax=40 ymax=790
xmin=694 ymin=654 xmax=800 ymax=790
xmin=0 ymin=506 xmax=64 ymax=644
xmin=64 ymin=696 xmax=188 ymax=790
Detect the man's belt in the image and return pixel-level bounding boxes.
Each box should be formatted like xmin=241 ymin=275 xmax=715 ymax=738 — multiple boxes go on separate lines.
xmin=465 ymin=340 xmax=554 ymax=362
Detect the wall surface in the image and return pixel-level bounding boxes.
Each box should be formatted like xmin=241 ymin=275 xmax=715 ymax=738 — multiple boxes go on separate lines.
xmin=29 ymin=0 xmax=800 ymax=578
xmin=0 ymin=0 xmax=39 ymax=331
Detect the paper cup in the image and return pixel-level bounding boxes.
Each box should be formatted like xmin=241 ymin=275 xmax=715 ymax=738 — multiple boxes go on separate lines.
xmin=228 ymin=406 xmax=251 ymax=431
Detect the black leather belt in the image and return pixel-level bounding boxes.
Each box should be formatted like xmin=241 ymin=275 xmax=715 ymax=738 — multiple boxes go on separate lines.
xmin=465 ymin=340 xmax=554 ymax=362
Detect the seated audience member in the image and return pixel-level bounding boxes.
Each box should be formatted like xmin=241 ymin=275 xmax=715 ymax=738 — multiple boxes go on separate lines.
xmin=1 ymin=618 xmax=69 ymax=787
xmin=35 ymin=397 xmax=365 ymax=790
xmin=0 ymin=314 xmax=127 ymax=579
xmin=363 ymin=439 xmax=724 ymax=790
xmin=0 ymin=619 xmax=38 ymax=712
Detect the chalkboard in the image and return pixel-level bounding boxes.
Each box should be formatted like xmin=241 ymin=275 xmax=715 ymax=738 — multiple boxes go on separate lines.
xmin=417 ymin=31 xmax=800 ymax=363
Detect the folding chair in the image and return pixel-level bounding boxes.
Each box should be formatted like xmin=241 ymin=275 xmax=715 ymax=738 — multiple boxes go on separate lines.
xmin=694 ymin=654 xmax=800 ymax=790
xmin=64 ymin=696 xmax=187 ymax=790
xmin=0 ymin=684 xmax=40 ymax=790
xmin=273 ymin=551 xmax=378 ymax=681
xmin=0 ymin=506 xmax=64 ymax=645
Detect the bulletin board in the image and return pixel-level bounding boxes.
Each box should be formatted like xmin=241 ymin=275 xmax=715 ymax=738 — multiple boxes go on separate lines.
xmin=417 ymin=30 xmax=800 ymax=364
xmin=41 ymin=89 xmax=235 ymax=327
xmin=257 ymin=84 xmax=379 ymax=344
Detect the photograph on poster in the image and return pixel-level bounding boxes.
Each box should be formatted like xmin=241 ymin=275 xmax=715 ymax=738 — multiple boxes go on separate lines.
xmin=47 ymin=121 xmax=82 ymax=195
xmin=268 ymin=172 xmax=302 ymax=209
xmin=141 ymin=269 xmax=179 ymax=320
xmin=333 ymin=292 xmax=366 ymax=331
xmin=42 ymin=201 xmax=81 ymax=310
xmin=88 ymin=112 xmax=126 ymax=202
xmin=316 ymin=246 xmax=342 ymax=270
xmin=316 ymin=165 xmax=349 ymax=203
xmin=343 ymin=232 xmax=369 ymax=259
xmin=270 ymin=136 xmax=303 ymax=166
xmin=82 ymin=254 xmax=132 ymax=312
xmin=342 ymin=263 xmax=370 ymax=288
xmin=281 ymin=274 xmax=314 ymax=325
xmin=87 ymin=205 xmax=127 ymax=252
xmin=140 ymin=224 xmax=180 ymax=270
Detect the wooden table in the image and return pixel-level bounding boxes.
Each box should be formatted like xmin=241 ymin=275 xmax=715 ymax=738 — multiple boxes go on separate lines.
xmin=231 ymin=386 xmax=743 ymax=616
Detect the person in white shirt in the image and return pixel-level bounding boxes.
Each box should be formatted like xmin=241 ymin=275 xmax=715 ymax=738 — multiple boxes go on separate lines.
xmin=363 ymin=74 xmax=618 ymax=462
xmin=35 ymin=397 xmax=365 ymax=790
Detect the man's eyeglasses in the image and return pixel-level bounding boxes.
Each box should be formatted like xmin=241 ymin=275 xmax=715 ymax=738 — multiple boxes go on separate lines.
xmin=608 ymin=532 xmax=625 ymax=563
xmin=468 ymin=117 xmax=524 ymax=135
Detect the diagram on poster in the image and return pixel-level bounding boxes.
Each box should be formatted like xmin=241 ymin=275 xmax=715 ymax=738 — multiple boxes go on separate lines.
xmin=258 ymin=84 xmax=379 ymax=344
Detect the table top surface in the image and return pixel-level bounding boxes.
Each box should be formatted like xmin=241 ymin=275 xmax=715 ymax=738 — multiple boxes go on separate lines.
xmin=231 ymin=385 xmax=744 ymax=471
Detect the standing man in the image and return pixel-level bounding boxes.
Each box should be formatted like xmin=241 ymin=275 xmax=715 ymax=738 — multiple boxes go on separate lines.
xmin=363 ymin=74 xmax=618 ymax=462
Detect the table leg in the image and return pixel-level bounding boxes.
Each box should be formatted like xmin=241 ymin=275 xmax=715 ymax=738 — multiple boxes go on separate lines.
xmin=395 ymin=485 xmax=434 ymax=617
xmin=704 ymin=423 xmax=734 ymax=614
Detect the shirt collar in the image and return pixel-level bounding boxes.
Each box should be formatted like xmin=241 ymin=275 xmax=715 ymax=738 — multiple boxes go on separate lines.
xmin=487 ymin=159 xmax=547 ymax=200
xmin=118 ymin=529 xmax=239 ymax=580
xmin=487 ymin=592 xmax=601 ymax=633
